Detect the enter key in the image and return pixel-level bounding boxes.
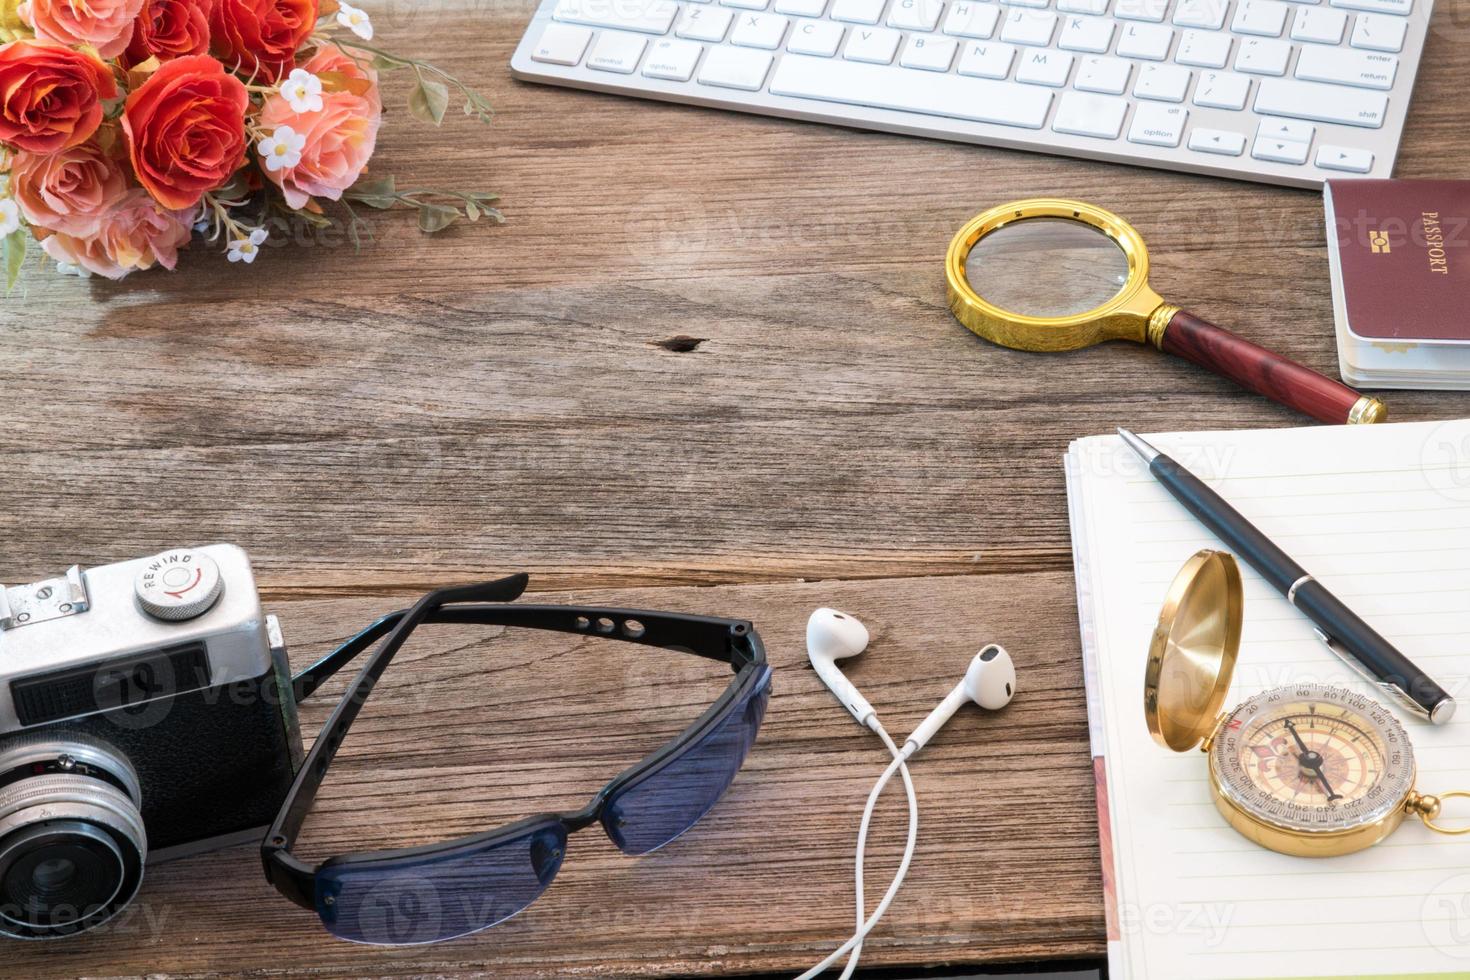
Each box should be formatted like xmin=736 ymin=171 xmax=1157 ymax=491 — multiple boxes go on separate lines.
xmin=1296 ymin=46 xmax=1398 ymax=90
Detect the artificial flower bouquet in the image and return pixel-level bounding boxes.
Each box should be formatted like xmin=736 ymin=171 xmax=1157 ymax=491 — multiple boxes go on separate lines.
xmin=0 ymin=0 xmax=499 ymax=285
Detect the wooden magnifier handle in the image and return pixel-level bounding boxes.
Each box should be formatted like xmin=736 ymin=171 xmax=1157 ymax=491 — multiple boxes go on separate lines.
xmin=1153 ymin=308 xmax=1386 ymax=425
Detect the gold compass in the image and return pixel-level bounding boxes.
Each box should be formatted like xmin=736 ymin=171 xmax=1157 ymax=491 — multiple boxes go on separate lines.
xmin=1145 ymin=550 xmax=1468 ymax=858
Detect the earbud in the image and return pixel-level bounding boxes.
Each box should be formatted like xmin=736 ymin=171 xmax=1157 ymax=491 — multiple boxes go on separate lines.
xmin=905 ymin=644 xmax=1017 ymax=752
xmin=807 ymin=608 xmax=877 ymax=725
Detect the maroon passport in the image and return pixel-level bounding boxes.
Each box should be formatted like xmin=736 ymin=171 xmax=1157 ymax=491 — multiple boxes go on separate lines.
xmin=1326 ymin=179 xmax=1470 ymax=344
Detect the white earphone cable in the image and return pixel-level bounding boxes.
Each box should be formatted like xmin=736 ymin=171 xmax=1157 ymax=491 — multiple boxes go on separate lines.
xmin=836 ymin=720 xmax=916 ymax=980
xmin=794 ymin=724 xmax=919 ymax=980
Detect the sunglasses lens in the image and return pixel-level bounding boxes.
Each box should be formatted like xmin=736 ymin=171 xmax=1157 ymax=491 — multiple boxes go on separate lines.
xmin=315 ymin=821 xmax=567 ymax=945
xmin=602 ymin=667 xmax=771 ymax=856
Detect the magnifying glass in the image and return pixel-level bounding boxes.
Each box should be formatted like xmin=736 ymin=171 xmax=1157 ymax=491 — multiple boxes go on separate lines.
xmin=945 ymin=199 xmax=1386 ymax=425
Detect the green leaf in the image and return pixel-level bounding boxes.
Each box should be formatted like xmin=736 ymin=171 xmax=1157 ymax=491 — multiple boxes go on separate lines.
xmin=465 ymin=201 xmax=480 ymax=223
xmin=408 ymin=77 xmax=450 ymax=126
xmin=417 ymin=204 xmax=460 ymax=234
xmin=3 ymin=230 xmax=27 ymax=295
xmin=346 ymin=175 xmax=399 ymax=209
xmin=371 ymin=53 xmax=408 ymax=71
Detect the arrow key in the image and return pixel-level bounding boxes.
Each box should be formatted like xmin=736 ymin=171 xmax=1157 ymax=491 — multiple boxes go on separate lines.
xmin=1316 ymin=144 xmax=1375 ymax=173
xmin=1258 ymin=118 xmax=1314 ymax=144
xmin=1252 ymin=134 xmax=1310 ymax=164
xmin=1188 ymin=127 xmax=1247 ymax=156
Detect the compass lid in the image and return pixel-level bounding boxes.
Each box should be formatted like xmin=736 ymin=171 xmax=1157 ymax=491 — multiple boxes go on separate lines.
xmin=1144 ymin=550 xmax=1243 ymax=753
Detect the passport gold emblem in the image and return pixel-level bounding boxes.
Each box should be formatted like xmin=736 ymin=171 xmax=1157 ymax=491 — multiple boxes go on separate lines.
xmin=1369 ymin=230 xmax=1392 ymax=254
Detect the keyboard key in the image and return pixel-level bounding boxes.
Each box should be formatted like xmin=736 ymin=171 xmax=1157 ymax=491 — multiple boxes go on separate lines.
xmin=1232 ymin=0 xmax=1289 ymax=35
xmin=1053 ymin=91 xmax=1128 ymax=136
xmin=1134 ymin=62 xmax=1191 ymax=100
xmin=787 ymin=17 xmax=845 ymax=53
xmin=1059 ymin=14 xmax=1115 ymax=52
xmin=844 ymin=25 xmax=902 ymax=61
xmin=1188 ymin=127 xmax=1247 ymax=154
xmin=831 ymin=0 xmax=886 ymax=22
xmin=1316 ymin=144 xmax=1374 ymax=171
xmin=1173 ymin=0 xmax=1227 ymax=29
xmin=1351 ymin=12 xmax=1407 ymax=50
xmin=1193 ymin=69 xmax=1251 ymax=108
xmin=957 ymin=40 xmax=1017 ymax=76
xmin=1296 ymin=45 xmax=1397 ymax=88
xmin=553 ymin=0 xmax=679 ymax=34
xmin=697 ymin=45 xmax=773 ymax=87
xmin=942 ymin=1 xmax=1001 ymax=36
xmin=900 ymin=33 xmax=959 ymax=69
xmin=642 ymin=37 xmax=703 ymax=77
xmin=1252 ymin=134 xmax=1309 ymax=163
xmin=1075 ymin=55 xmax=1131 ymax=93
xmin=1116 ymin=22 xmax=1173 ymax=58
xmin=1292 ymin=7 xmax=1346 ymax=42
xmin=999 ymin=8 xmax=1057 ymax=45
xmin=1235 ymin=37 xmax=1291 ymax=74
xmin=889 ymin=0 xmax=945 ymax=31
xmin=1001 ymin=0 xmax=1050 ymax=8
xmin=1329 ymin=0 xmax=1411 ymax=13
xmin=774 ymin=0 xmax=827 ymax=13
xmin=1176 ymin=29 xmax=1231 ymax=67
xmin=1128 ymin=102 xmax=1187 ymax=145
xmin=677 ymin=4 xmax=734 ymax=39
xmin=768 ymin=53 xmax=1054 ymax=126
xmin=1113 ymin=0 xmax=1168 ymax=21
xmin=732 ymin=11 xmax=789 ymax=46
xmin=721 ymin=0 xmax=769 ymax=11
xmin=587 ymin=31 xmax=647 ymax=72
xmin=1016 ymin=48 xmax=1073 ymax=85
xmin=531 ymin=22 xmax=593 ymax=64
xmin=1258 ymin=117 xmax=1314 ymax=142
xmin=1228 ymin=0 xmax=1287 ymax=36
xmin=1254 ymin=77 xmax=1387 ymax=126
xmin=1057 ymin=0 xmax=1109 ymax=12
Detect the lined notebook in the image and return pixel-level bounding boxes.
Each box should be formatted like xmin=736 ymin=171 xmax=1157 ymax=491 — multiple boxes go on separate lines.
xmin=1065 ymin=419 xmax=1470 ymax=980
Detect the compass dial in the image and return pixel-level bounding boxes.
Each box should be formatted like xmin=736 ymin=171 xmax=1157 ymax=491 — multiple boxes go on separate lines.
xmin=1209 ymin=684 xmax=1414 ymax=834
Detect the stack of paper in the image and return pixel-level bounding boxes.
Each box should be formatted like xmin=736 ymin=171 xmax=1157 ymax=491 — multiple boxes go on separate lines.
xmin=1066 ymin=419 xmax=1470 ymax=978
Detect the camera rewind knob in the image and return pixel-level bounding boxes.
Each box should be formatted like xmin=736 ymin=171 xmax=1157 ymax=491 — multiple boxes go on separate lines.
xmin=134 ymin=549 xmax=224 ymax=621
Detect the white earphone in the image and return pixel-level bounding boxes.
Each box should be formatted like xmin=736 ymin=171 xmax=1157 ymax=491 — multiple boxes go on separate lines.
xmin=800 ymin=609 xmax=1019 ymax=980
xmin=905 ymin=643 xmax=1017 ymax=751
xmin=806 ymin=608 xmax=876 ymax=725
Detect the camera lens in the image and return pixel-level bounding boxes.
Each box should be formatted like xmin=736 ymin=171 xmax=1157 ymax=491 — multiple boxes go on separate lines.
xmin=0 ymin=739 xmax=146 ymax=940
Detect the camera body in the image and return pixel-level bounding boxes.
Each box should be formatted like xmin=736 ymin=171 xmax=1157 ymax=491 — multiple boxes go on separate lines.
xmin=0 ymin=545 xmax=302 ymax=939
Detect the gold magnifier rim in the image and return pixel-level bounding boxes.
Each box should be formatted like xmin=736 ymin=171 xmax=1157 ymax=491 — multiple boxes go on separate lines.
xmin=945 ymin=198 xmax=1164 ymax=352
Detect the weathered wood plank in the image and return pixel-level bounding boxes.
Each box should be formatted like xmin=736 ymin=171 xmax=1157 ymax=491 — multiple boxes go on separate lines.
xmin=7 ymin=574 xmax=1100 ymax=979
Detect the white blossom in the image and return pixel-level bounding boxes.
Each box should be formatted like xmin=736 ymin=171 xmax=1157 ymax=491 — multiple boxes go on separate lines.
xmin=228 ymin=228 xmax=269 ymax=264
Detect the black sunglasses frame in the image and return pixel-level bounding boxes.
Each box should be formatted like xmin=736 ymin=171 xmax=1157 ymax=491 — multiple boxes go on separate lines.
xmin=261 ymin=573 xmax=769 ymax=915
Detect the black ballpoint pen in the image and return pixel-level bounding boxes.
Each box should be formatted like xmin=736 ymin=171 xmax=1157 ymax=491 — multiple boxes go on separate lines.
xmin=1117 ymin=427 xmax=1456 ymax=726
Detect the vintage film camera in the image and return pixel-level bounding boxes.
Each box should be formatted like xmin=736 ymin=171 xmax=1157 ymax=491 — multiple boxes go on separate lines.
xmin=0 ymin=545 xmax=302 ymax=939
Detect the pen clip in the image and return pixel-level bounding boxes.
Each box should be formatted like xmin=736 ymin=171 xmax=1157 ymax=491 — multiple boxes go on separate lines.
xmin=1313 ymin=628 xmax=1431 ymax=721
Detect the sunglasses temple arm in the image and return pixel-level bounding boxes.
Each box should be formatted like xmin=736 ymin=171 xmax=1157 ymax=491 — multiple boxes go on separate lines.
xmin=290 ymin=573 xmax=531 ymax=703
xmin=265 ymin=576 xmax=529 ymax=894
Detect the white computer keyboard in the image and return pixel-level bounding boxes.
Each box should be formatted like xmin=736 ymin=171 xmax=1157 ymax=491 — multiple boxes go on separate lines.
xmin=510 ymin=0 xmax=1433 ymax=187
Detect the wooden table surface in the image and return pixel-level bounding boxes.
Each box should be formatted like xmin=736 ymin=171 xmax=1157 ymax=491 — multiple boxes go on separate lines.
xmin=6 ymin=1 xmax=1470 ymax=976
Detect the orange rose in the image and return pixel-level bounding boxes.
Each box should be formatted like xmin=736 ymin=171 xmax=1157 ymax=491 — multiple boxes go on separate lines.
xmin=0 ymin=40 xmax=117 ymax=154
xmin=11 ymin=141 xmax=129 ymax=237
xmin=123 ymin=0 xmax=215 ymax=68
xmin=122 ymin=54 xmax=248 ymax=209
xmin=210 ymin=0 xmax=315 ymax=83
xmin=19 ymin=0 xmax=145 ymax=60
xmin=258 ymin=47 xmax=379 ymax=210
xmin=39 ymin=188 xmax=197 ymax=278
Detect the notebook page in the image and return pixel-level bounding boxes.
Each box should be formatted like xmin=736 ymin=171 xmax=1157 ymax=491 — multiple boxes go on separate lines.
xmin=1069 ymin=419 xmax=1470 ymax=980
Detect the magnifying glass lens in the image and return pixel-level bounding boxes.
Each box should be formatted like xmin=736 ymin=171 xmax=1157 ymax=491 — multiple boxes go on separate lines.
xmin=963 ymin=218 xmax=1131 ymax=319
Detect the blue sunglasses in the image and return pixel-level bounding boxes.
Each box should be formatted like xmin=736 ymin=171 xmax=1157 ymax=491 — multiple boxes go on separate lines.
xmin=262 ymin=574 xmax=771 ymax=945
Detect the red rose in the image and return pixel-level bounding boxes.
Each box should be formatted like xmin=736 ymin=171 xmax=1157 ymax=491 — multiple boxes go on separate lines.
xmin=209 ymin=0 xmax=316 ymax=83
xmin=122 ymin=54 xmax=248 ymax=209
xmin=123 ymin=0 xmax=215 ymax=69
xmin=0 ymin=40 xmax=117 ymax=154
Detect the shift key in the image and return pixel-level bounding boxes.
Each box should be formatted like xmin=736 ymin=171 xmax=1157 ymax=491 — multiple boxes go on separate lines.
xmin=1254 ymin=78 xmax=1387 ymax=128
xmin=553 ymin=0 xmax=678 ymax=34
